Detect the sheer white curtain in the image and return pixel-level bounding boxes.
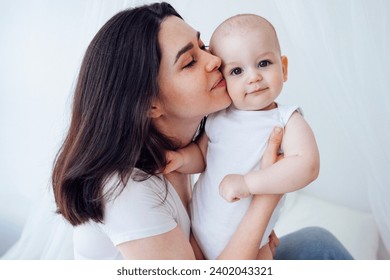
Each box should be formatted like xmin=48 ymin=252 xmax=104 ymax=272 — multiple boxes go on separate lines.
xmin=1 ymin=0 xmax=389 ymax=259
xmin=271 ymin=0 xmax=390 ymax=253
xmin=0 ymin=0 xmax=154 ymax=259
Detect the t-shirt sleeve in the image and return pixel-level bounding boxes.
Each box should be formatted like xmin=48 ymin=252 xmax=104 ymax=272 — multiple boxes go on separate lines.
xmin=99 ymin=177 xmax=177 ymax=246
xmin=279 ymin=104 xmax=303 ymax=126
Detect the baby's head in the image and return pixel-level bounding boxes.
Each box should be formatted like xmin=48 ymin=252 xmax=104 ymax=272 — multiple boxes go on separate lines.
xmin=210 ymin=14 xmax=288 ymax=111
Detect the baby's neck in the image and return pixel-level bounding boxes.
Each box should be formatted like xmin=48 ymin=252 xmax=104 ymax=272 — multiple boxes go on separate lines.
xmin=259 ymin=102 xmax=277 ymax=111
xmin=233 ymin=101 xmax=277 ymax=112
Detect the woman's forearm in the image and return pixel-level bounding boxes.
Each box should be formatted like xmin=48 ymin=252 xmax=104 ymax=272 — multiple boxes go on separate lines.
xmin=216 ymin=194 xmax=281 ymax=259
xmin=217 ymin=126 xmax=284 ymax=259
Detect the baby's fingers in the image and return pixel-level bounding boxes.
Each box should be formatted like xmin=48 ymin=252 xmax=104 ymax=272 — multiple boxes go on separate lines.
xmin=163 ymin=151 xmax=183 ymax=174
xmin=163 ymin=161 xmax=175 ymax=174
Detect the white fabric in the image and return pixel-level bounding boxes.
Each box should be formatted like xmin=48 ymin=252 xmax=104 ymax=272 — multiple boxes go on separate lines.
xmin=1 ymin=191 xmax=74 ymax=259
xmin=1 ymin=0 xmax=389 ymax=259
xmin=191 ymin=104 xmax=299 ymax=259
xmin=73 ymin=173 xmax=191 ymax=259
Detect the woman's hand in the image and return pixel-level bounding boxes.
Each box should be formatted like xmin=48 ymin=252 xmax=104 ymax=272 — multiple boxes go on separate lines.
xmin=255 ymin=127 xmax=284 ymax=259
xmin=261 ymin=126 xmax=284 ymax=169
xmin=261 ymin=127 xmax=283 ymax=258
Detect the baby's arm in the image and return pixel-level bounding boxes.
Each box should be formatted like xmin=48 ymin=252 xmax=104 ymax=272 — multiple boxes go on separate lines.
xmin=164 ymin=132 xmax=208 ymax=174
xmin=220 ymin=112 xmax=320 ymax=201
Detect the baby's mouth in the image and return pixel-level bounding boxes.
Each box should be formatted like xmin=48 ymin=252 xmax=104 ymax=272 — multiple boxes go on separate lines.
xmin=247 ymin=87 xmax=268 ymax=95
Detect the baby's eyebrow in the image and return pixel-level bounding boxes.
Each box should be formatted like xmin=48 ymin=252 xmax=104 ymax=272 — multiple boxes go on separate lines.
xmin=223 ymin=61 xmax=240 ymax=68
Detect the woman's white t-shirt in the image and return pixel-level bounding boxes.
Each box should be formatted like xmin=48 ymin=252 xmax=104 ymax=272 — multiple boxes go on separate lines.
xmin=73 ymin=172 xmax=191 ymax=259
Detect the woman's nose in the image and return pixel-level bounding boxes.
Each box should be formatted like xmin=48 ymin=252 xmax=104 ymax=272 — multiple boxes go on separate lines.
xmin=205 ymin=53 xmax=221 ymax=72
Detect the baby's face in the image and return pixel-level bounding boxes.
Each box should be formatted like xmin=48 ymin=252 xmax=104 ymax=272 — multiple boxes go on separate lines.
xmin=212 ymin=26 xmax=288 ymax=111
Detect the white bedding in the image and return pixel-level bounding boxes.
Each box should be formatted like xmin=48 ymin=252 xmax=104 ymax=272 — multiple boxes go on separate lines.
xmin=275 ymin=191 xmax=380 ymax=260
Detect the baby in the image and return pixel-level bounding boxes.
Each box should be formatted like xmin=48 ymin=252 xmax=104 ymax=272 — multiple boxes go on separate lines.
xmin=165 ymin=14 xmax=320 ymax=259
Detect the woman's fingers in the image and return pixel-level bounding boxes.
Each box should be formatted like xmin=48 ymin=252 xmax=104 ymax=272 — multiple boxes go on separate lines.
xmin=261 ymin=127 xmax=283 ymax=169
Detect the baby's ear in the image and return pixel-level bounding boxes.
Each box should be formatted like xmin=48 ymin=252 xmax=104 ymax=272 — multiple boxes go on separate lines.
xmin=281 ymin=55 xmax=288 ymax=82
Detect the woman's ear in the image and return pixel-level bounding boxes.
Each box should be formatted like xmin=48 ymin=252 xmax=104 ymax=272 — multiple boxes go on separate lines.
xmin=149 ymin=99 xmax=163 ymax=119
xmin=281 ymin=55 xmax=288 ymax=82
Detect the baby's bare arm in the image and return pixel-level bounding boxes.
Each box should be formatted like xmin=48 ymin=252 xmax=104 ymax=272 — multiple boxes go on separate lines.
xmin=245 ymin=112 xmax=320 ymax=194
xmin=164 ymin=132 xmax=208 ymax=174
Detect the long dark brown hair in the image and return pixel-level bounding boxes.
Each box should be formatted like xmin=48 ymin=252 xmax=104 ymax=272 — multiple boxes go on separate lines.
xmin=52 ymin=3 xmax=182 ymax=226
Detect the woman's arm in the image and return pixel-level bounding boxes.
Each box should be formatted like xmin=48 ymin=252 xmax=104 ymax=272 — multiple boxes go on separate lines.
xmin=217 ymin=194 xmax=282 ymax=259
xmin=118 ymin=226 xmax=196 ymax=259
xmin=117 ymin=196 xmax=279 ymax=260
xmin=190 ymin=231 xmax=205 ymax=260
xmin=118 ymin=127 xmax=283 ymax=260
xmin=216 ymin=127 xmax=284 ymax=259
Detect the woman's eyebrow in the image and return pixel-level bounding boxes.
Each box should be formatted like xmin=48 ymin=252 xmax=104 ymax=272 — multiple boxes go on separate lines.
xmin=174 ymin=32 xmax=201 ymax=64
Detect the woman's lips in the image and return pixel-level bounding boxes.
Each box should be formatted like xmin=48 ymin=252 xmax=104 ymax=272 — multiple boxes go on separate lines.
xmin=213 ymin=78 xmax=226 ymax=89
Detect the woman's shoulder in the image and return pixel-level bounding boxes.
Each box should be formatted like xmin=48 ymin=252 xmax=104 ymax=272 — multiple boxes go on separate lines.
xmin=98 ymin=170 xmax=179 ymax=246
xmin=103 ymin=170 xmax=167 ymax=203
xmin=102 ymin=170 xmax=172 ymax=226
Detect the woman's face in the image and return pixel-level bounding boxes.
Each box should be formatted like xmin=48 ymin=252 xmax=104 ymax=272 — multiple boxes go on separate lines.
xmin=157 ymin=16 xmax=231 ymax=122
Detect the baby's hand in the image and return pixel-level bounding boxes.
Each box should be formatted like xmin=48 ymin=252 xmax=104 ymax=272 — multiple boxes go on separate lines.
xmin=163 ymin=150 xmax=184 ymax=174
xmin=219 ymin=174 xmax=250 ymax=202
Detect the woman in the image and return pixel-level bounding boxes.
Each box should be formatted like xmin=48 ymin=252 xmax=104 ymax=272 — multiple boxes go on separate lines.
xmin=52 ymin=2 xmax=352 ymax=260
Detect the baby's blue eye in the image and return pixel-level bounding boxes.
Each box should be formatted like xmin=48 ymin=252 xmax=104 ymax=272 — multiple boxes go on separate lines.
xmin=258 ymin=60 xmax=271 ymax=67
xmin=231 ymin=68 xmax=242 ymax=76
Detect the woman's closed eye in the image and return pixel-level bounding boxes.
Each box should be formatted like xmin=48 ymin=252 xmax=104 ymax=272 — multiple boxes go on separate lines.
xmin=183 ymin=44 xmax=208 ymax=68
xmin=184 ymin=57 xmax=196 ymax=68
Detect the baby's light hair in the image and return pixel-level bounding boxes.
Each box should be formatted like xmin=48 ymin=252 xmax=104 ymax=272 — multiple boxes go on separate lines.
xmin=210 ymin=14 xmax=281 ymax=54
